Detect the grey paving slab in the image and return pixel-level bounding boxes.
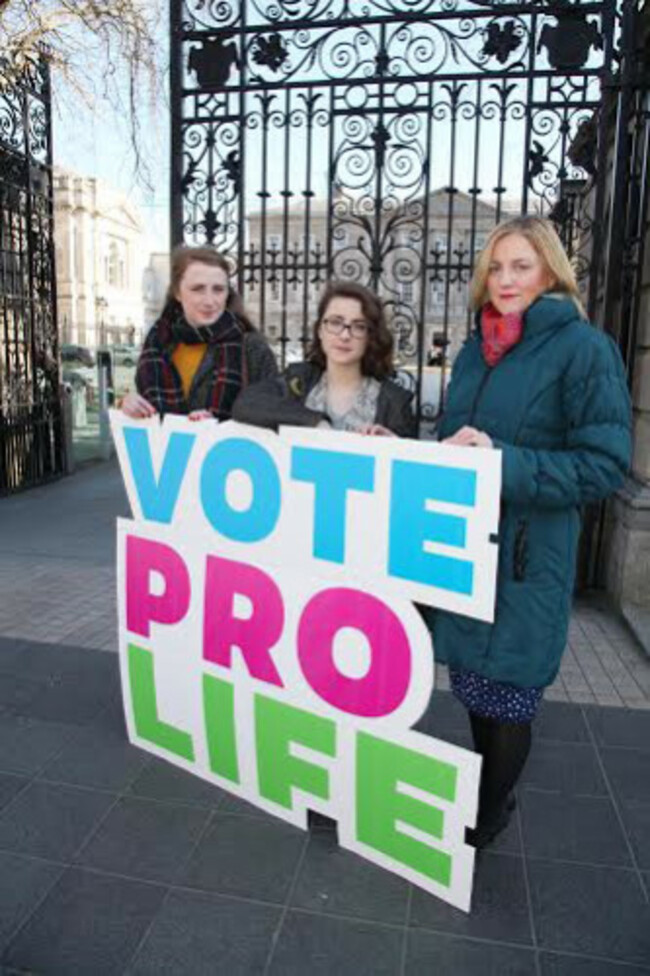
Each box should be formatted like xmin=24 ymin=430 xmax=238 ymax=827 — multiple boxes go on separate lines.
xmin=539 ymin=952 xmax=650 ymax=975
xmin=0 ymin=639 xmax=117 ymax=683
xmin=127 ymin=888 xmax=281 ymax=976
xmin=90 ymin=695 xmax=129 ymax=736
xmin=600 ymin=747 xmax=650 ymax=804
xmin=519 ymin=790 xmax=632 ymax=866
xmin=583 ymin=705 xmax=650 ymax=750
xmin=0 ymin=780 xmax=115 ymax=861
xmin=527 ymin=860 xmax=650 ymax=967
xmin=290 ymin=829 xmax=410 ymax=925
xmin=618 ymin=800 xmax=650 ymax=870
xmin=0 ymin=775 xmax=28 ymax=815
xmin=485 ymin=800 xmax=523 ymax=856
xmin=217 ymin=788 xmax=286 ymax=823
xmin=520 ymin=740 xmax=608 ymax=796
xmin=179 ymin=812 xmax=307 ymax=903
xmin=267 ymin=911 xmax=404 ymax=976
xmin=3 ymin=866 xmax=166 ymax=975
xmin=126 ymin=755 xmax=227 ymax=809
xmin=534 ymin=701 xmax=591 ymax=743
xmin=75 ymin=796 xmax=211 ymax=884
xmin=0 ymin=460 xmax=127 ymax=566
xmin=410 ymin=851 xmax=533 ymax=946
xmin=0 ymin=712 xmax=74 ymax=776
xmin=405 ymin=931 xmax=537 ymax=976
xmin=0 ymin=675 xmax=41 ymax=715
xmin=39 ymin=727 xmax=149 ymax=792
xmin=0 ymin=852 xmax=63 ymax=954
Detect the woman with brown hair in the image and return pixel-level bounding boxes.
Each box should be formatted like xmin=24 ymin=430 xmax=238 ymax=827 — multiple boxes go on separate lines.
xmin=232 ymin=280 xmax=416 ymax=437
xmin=430 ymin=216 xmax=631 ymax=848
xmin=122 ymin=245 xmax=277 ymax=421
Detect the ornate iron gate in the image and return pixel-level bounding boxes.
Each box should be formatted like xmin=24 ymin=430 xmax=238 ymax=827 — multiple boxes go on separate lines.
xmin=171 ymin=1 xmax=642 ymax=420
xmin=0 ymin=60 xmax=63 ymax=495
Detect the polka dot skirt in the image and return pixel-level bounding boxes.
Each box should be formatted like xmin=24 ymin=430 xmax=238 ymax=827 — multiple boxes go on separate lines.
xmin=450 ymin=669 xmax=543 ymax=723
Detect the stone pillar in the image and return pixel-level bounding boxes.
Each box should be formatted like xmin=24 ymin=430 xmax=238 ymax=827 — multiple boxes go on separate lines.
xmin=604 ymin=230 xmax=650 ymax=651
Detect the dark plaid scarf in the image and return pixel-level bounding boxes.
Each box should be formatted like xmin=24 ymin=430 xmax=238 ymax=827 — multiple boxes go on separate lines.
xmin=136 ymin=302 xmax=247 ymax=418
xmin=480 ymin=302 xmax=524 ymax=367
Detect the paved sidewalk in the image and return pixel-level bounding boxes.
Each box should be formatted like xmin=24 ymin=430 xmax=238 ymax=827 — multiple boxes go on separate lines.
xmin=1 ymin=460 xmax=649 ymax=707
xmin=1 ymin=638 xmax=649 ymax=974
xmin=1 ymin=461 xmax=650 ymax=974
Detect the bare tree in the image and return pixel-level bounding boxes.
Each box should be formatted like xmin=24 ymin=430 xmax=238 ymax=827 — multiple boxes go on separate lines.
xmin=0 ymin=0 xmax=164 ymax=187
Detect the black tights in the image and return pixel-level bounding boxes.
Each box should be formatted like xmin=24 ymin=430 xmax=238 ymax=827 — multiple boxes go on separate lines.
xmin=469 ymin=712 xmax=532 ymax=825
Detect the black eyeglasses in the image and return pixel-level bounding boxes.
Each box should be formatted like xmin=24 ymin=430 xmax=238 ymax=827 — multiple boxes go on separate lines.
xmin=322 ymin=317 xmax=369 ymax=339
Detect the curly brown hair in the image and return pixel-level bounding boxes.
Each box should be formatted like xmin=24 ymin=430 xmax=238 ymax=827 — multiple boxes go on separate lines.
xmin=307 ymin=281 xmax=394 ymax=380
xmin=164 ymin=245 xmax=257 ymax=332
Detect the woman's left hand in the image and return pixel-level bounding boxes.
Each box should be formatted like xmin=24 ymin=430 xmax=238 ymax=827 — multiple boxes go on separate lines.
xmin=188 ymin=410 xmax=214 ymax=422
xmin=360 ymin=424 xmax=397 ymax=437
xmin=443 ymin=425 xmax=493 ymax=448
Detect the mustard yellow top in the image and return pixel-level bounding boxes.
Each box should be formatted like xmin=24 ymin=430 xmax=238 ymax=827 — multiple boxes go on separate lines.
xmin=172 ymin=343 xmax=207 ymax=399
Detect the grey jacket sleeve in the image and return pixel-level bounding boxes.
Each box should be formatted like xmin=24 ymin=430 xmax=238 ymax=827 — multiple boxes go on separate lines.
xmin=376 ymin=381 xmax=418 ymax=437
xmin=244 ymin=331 xmax=279 ymax=383
xmin=232 ymin=374 xmax=326 ymax=431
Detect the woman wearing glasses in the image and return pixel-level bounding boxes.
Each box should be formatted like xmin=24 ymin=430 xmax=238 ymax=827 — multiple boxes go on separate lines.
xmin=233 ymin=280 xmax=416 ymax=437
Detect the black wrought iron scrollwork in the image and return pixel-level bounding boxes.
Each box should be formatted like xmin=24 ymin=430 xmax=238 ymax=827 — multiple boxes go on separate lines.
xmin=251 ymin=32 xmax=290 ymax=72
xmin=537 ymin=10 xmax=603 ymax=72
xmin=187 ymin=34 xmax=240 ymax=89
xmin=173 ymin=0 xmax=622 ymax=421
xmin=1 ymin=58 xmax=63 ymax=493
xmin=528 ymin=140 xmax=550 ymax=184
xmin=481 ymin=19 xmax=523 ymax=65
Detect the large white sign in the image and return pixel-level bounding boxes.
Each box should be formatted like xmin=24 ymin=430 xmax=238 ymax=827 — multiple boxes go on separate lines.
xmin=111 ymin=412 xmax=502 ymax=912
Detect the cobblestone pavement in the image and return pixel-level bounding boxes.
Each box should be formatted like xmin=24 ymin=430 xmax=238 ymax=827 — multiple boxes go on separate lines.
xmin=1 ymin=459 xmax=649 ymax=707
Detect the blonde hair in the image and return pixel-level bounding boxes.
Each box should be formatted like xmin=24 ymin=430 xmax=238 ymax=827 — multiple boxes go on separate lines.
xmin=469 ymin=216 xmax=584 ymax=316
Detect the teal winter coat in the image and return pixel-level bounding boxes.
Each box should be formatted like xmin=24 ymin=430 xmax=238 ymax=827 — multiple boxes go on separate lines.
xmin=432 ymin=294 xmax=632 ymax=688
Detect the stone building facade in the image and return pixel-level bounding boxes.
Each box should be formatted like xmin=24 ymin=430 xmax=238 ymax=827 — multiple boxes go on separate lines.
xmin=245 ymin=189 xmax=508 ymax=364
xmin=53 ymin=169 xmax=148 ymax=348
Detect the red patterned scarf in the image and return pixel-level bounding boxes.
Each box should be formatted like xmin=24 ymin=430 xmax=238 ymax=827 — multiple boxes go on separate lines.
xmin=135 ymin=303 xmax=246 ymax=418
xmin=480 ymin=302 xmax=524 ymax=366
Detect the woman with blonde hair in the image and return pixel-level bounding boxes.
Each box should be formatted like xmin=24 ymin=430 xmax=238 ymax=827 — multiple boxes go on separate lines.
xmin=430 ymin=215 xmax=631 ymax=848
xmin=122 ymin=246 xmax=277 ymax=420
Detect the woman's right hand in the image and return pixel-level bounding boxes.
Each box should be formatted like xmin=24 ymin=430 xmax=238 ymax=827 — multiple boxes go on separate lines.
xmin=121 ymin=392 xmax=157 ymax=419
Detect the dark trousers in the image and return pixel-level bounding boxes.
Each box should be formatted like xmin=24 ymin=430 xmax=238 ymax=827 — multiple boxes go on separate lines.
xmin=469 ymin=712 xmax=532 ymax=826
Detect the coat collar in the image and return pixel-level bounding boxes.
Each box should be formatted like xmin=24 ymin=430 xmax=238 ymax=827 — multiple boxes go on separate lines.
xmin=474 ymin=292 xmax=583 ymax=339
xmin=522 ymin=292 xmax=584 ymax=336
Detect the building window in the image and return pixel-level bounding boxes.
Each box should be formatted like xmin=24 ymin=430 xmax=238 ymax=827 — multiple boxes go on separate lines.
xmin=431 ymin=281 xmax=445 ymax=307
xmin=107 ymin=240 xmax=126 ymax=288
xmin=400 ymin=281 xmax=414 ymax=304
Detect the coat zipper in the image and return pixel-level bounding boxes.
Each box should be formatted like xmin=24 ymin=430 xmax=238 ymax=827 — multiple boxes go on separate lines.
xmin=466 ymin=359 xmax=529 ymax=581
xmin=513 ymin=519 xmax=528 ymax=581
